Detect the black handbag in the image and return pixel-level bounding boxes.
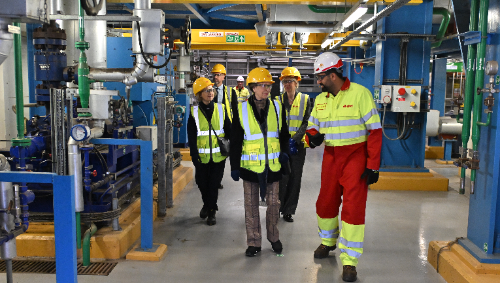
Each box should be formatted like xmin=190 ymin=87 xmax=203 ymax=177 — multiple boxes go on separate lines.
xmin=200 ymin=106 xmax=230 ymax=157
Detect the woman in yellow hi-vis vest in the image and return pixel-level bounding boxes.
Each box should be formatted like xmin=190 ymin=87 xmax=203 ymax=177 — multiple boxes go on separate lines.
xmin=187 ymin=77 xmax=231 ymax=226
xmin=230 ymin=67 xmax=290 ymax=257
xmin=276 ymin=67 xmax=312 ymax=223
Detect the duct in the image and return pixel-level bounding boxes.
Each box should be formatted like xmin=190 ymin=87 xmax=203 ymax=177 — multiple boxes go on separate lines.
xmin=0 ymin=18 xmax=13 ymax=67
xmin=88 ymin=55 xmax=152 ymax=86
xmin=135 ymin=0 xmax=151 ymax=10
xmin=255 ymin=21 xmax=337 ymax=37
xmin=0 ymin=154 xmax=16 ymax=260
xmin=85 ymin=0 xmax=107 ymax=69
xmin=328 ymin=0 xmax=412 ymax=50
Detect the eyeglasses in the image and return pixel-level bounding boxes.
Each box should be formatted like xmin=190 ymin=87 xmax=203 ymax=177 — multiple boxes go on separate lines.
xmin=315 ymin=74 xmax=327 ymax=81
xmin=256 ymin=84 xmax=272 ymax=90
xmin=204 ymin=88 xmax=215 ymax=93
xmin=282 ymin=80 xmax=295 ymax=84
xmin=213 ymin=73 xmax=224 ymax=77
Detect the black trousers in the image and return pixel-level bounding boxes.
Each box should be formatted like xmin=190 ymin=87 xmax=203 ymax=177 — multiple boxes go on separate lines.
xmin=279 ymin=144 xmax=306 ymax=215
xmin=195 ymin=159 xmax=226 ymax=211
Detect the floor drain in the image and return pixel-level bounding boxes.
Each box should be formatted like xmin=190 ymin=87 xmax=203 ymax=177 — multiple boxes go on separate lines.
xmin=0 ymin=260 xmax=118 ymax=276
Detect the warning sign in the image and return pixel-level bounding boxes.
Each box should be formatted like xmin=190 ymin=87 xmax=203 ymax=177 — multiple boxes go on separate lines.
xmin=226 ymin=35 xmax=245 ymax=43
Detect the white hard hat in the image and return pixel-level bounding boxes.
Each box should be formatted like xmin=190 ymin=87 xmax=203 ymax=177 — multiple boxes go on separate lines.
xmin=236 ymin=76 xmax=244 ymax=82
xmin=314 ymin=52 xmax=343 ymax=74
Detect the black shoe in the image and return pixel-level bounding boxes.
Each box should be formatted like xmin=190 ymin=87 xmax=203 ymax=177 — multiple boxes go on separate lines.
xmin=219 ymin=184 xmax=224 ymax=189
xmin=271 ymin=240 xmax=283 ymax=254
xmin=342 ymin=265 xmax=357 ymax=282
xmin=314 ymin=244 xmax=336 ymax=259
xmin=283 ymin=214 xmax=294 ymax=222
xmin=199 ymin=207 xmax=208 ymax=219
xmin=245 ymin=246 xmax=261 ymax=257
xmin=207 ymin=210 xmax=216 ymax=226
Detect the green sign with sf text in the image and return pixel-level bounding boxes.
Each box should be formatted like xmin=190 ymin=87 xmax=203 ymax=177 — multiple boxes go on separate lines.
xmin=226 ymin=35 xmax=245 ymax=43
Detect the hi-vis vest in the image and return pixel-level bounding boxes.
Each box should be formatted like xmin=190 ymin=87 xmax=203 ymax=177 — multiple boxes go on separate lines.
xmin=307 ymin=83 xmax=381 ymax=147
xmin=191 ymin=103 xmax=227 ymax=163
xmin=277 ymin=92 xmax=309 ymax=147
xmin=233 ymin=87 xmax=250 ymax=103
xmin=219 ymin=85 xmax=233 ymax=123
xmin=238 ymin=99 xmax=282 ymax=173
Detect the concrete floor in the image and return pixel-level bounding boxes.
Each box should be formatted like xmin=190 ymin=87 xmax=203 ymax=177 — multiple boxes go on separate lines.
xmin=6 ymin=147 xmax=468 ymax=283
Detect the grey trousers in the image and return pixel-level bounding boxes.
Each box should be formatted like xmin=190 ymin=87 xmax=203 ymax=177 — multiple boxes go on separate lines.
xmin=243 ymin=180 xmax=280 ymax=247
xmin=279 ymin=144 xmax=306 ymax=215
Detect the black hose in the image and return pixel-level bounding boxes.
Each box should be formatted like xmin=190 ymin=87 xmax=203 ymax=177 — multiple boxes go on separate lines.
xmin=136 ymin=21 xmax=172 ymax=69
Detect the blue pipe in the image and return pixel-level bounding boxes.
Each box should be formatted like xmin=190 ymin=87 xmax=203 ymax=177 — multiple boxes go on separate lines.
xmin=82 ymin=148 xmax=92 ymax=192
xmin=16 ymin=146 xmax=33 ymax=229
xmin=0 ymin=225 xmax=27 ymax=246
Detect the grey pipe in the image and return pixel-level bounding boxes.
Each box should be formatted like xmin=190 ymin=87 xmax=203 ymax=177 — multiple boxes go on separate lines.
xmin=135 ymin=0 xmax=151 ymax=10
xmin=0 ymin=18 xmax=14 ymax=67
xmin=13 ymin=185 xmax=20 ymax=226
xmin=255 ymin=21 xmax=337 ymax=37
xmin=6 ymin=259 xmax=12 ymax=283
xmin=49 ymin=0 xmax=62 ymax=15
xmin=88 ymin=55 xmax=152 ymax=86
xmin=68 ymin=138 xmax=84 ymax=212
xmin=0 ymin=154 xmax=16 ymax=260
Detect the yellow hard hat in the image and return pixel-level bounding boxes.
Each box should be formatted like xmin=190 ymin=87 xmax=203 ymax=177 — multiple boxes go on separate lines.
xmin=280 ymin=67 xmax=301 ymax=81
xmin=211 ymin=64 xmax=226 ymax=74
xmin=193 ymin=77 xmax=214 ymax=95
xmin=246 ymin=67 xmax=275 ymax=85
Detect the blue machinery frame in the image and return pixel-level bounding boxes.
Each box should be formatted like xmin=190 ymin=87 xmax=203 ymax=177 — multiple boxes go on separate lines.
xmin=0 ymin=172 xmax=77 ymax=282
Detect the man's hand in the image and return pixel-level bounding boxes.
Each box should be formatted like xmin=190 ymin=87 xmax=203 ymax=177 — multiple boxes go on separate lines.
xmin=306 ymin=132 xmax=325 ymax=148
xmin=361 ymin=168 xmax=379 ymax=185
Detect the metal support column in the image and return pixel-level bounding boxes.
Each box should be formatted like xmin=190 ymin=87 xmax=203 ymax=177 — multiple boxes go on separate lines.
xmin=50 ymin=89 xmax=67 ymax=175
xmin=157 ymin=97 xmax=176 ymax=216
xmin=166 ymin=99 xmax=175 ymax=208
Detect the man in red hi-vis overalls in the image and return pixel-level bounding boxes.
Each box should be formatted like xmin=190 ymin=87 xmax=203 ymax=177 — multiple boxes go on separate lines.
xmin=305 ymin=53 xmax=382 ymax=282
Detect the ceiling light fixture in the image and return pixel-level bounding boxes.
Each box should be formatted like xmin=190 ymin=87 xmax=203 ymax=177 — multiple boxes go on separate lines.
xmin=341 ymin=2 xmax=369 ymax=28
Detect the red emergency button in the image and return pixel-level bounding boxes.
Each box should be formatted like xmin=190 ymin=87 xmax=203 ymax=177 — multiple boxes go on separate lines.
xmin=398 ymin=88 xmax=406 ymax=96
xmin=92 ymin=170 xmax=97 ymax=177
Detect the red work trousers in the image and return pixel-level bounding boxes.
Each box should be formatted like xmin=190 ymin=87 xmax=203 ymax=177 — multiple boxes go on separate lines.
xmin=316 ymin=142 xmax=368 ymax=225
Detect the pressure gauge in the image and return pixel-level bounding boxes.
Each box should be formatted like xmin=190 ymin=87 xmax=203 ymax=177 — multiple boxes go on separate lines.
xmin=70 ymin=124 xmax=91 ymax=141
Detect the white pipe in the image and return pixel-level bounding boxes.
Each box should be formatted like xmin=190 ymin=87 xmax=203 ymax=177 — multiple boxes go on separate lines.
xmin=68 ymin=138 xmax=84 ymax=212
xmin=49 ymin=0 xmax=63 ymax=15
xmin=135 ymin=0 xmax=151 ymax=10
xmin=0 ymin=18 xmax=13 ymax=67
xmin=88 ymin=54 xmax=151 ymax=86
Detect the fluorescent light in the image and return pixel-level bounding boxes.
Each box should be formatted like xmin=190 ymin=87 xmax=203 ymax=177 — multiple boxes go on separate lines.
xmin=342 ymin=4 xmax=368 ymax=28
xmin=321 ymin=38 xmax=333 ymax=49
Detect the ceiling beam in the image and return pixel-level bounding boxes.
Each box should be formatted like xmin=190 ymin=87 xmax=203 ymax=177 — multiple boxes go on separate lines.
xmin=206 ymin=4 xmax=238 ymax=14
xmin=184 ymin=4 xmax=211 ymax=27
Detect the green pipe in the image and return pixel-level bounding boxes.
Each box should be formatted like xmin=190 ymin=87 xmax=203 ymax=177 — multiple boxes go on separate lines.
xmin=307 ymin=5 xmax=374 ymax=15
xmin=431 ymin=8 xmax=451 ymax=49
xmin=470 ymin=0 xmax=489 ymax=191
xmin=460 ymin=0 xmax=479 ymax=194
xmin=83 ymin=223 xmax=97 ymax=267
xmin=76 ymin=1 xmax=91 ymax=117
xmin=476 ymin=112 xmax=491 ymax=126
xmin=76 ymin=212 xmax=81 ymax=249
xmin=11 ymin=22 xmax=31 ymax=147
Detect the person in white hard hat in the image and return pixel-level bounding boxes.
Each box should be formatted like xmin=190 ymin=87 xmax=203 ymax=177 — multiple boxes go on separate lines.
xmin=306 ymin=52 xmax=382 ymax=282
xmin=233 ymin=76 xmax=250 ymax=103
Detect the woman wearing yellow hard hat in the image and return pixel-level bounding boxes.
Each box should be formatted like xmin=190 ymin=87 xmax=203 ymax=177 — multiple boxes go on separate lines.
xmin=276 ymin=67 xmax=312 ymax=223
xmin=230 ymin=67 xmax=290 ymax=257
xmin=187 ymin=77 xmax=231 ymax=226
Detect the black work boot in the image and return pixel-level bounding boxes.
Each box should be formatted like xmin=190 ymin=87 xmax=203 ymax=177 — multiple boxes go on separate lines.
xmin=342 ymin=265 xmax=357 ymax=282
xmin=271 ymin=240 xmax=283 ymax=254
xmin=314 ymin=244 xmax=336 ymax=258
xmin=206 ymin=209 xmax=216 ymax=226
xmin=283 ymin=214 xmax=294 ymax=222
xmin=245 ymin=246 xmax=261 ymax=257
xmin=199 ymin=207 xmax=208 ymax=219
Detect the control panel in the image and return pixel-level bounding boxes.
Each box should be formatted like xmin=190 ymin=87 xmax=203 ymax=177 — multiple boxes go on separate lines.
xmin=379 ymin=85 xmax=421 ymax=113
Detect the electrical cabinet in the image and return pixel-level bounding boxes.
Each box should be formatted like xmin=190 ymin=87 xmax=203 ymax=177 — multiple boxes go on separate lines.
xmin=380 ymin=85 xmax=421 ymax=112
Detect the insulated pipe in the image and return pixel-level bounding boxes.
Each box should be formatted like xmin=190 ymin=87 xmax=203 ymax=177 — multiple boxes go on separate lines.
xmin=0 ymin=18 xmax=13 ymax=67
xmin=255 ymin=21 xmax=337 ymax=37
xmin=0 ymin=155 xmax=16 ymax=261
xmin=68 ymin=138 xmax=84 ymax=212
xmin=85 ymin=0 xmax=107 ymax=69
xmin=460 ymin=0 xmax=479 ymax=195
xmin=50 ymin=0 xmax=62 ymax=15
xmin=88 ymin=55 xmax=151 ymax=86
xmin=470 ymin=0 xmax=490 ymax=195
xmin=135 ymin=0 xmax=151 ymax=10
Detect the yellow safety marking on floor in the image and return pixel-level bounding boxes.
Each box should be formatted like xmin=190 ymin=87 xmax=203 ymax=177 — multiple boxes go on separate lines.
xmin=425 ymin=146 xmax=444 ymax=159
xmin=179 ymin=148 xmax=191 ymax=161
xmin=110 ymin=0 xmax=423 ymax=4
xmin=428 ymin=241 xmax=500 ymax=283
xmin=435 ymin=159 xmax=455 ymax=165
xmin=369 ymin=170 xmax=448 ymax=191
xmin=16 ymin=166 xmax=192 ymax=259
xmin=126 ymin=243 xmax=168 ymax=261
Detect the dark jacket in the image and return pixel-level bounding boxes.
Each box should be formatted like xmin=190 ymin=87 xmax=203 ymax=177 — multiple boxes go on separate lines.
xmin=187 ymin=101 xmax=232 ymax=164
xmin=230 ymin=95 xmax=290 ymax=183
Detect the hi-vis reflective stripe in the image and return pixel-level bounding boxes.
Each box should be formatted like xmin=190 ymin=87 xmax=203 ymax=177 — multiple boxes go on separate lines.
xmin=242 ymin=100 xmax=280 ymax=140
xmin=273 ymin=100 xmax=280 ymax=122
xmin=198 ymin=130 xmax=225 ymax=136
xmin=319 ymin=118 xmax=364 ymax=128
xmin=199 ymin=148 xmax=220 ymax=154
xmin=324 ymin=129 xmax=368 ymax=141
xmin=289 ymin=126 xmax=300 ymax=132
xmin=340 ymin=248 xmax=362 ymax=258
xmin=318 ymin=227 xmax=339 ymax=238
xmin=366 ymin=122 xmax=382 ymax=130
xmin=309 ymin=115 xmax=320 ymax=126
xmin=279 ymin=93 xmax=305 ymax=125
xmin=193 ymin=104 xmax=225 ymax=135
xmin=362 ymin=108 xmax=378 ymax=123
xmin=241 ymin=152 xmax=280 ymax=161
xmin=338 ymin=237 xmax=363 ymax=248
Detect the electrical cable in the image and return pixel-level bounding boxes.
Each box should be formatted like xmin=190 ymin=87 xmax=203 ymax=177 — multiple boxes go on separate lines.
xmin=381 ymin=104 xmax=407 ymax=141
xmin=136 ymin=21 xmax=172 ymax=69
xmin=134 ymin=103 xmax=149 ymax=125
